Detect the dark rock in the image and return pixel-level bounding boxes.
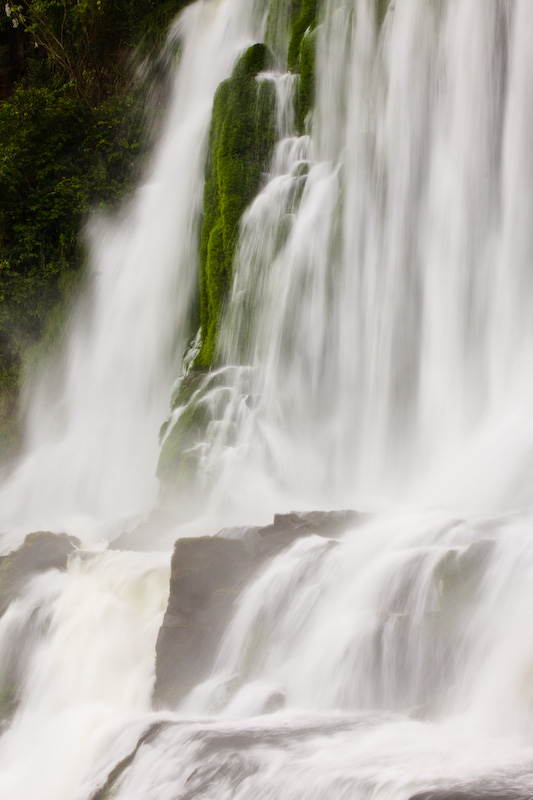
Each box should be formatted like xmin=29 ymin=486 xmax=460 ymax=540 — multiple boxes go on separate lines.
xmin=154 ymin=510 xmax=363 ymax=708
xmin=216 ymin=526 xmax=261 ymax=555
xmin=154 ymin=537 xmax=252 ymax=708
xmin=0 ymin=531 xmax=80 ymax=617
xmin=257 ymin=509 xmax=362 ymax=558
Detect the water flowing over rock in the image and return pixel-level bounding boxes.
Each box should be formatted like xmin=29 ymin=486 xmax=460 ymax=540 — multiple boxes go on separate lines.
xmin=1 ymin=1 xmax=533 ymax=799
xmin=154 ymin=510 xmax=360 ymax=706
xmin=0 ymin=530 xmax=79 ymax=617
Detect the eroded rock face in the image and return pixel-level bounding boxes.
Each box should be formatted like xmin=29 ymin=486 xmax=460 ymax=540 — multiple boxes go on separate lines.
xmin=0 ymin=530 xmax=80 ymax=726
xmin=0 ymin=530 xmax=80 ymax=617
xmin=154 ymin=536 xmax=253 ymax=708
xmin=154 ymin=510 xmax=361 ymax=708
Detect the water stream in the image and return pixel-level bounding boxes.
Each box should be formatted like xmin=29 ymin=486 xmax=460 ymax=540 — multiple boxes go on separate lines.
xmin=1 ymin=0 xmax=533 ymax=798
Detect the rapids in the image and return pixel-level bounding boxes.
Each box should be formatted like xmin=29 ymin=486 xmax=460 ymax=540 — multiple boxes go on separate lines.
xmin=1 ymin=0 xmax=533 ymax=798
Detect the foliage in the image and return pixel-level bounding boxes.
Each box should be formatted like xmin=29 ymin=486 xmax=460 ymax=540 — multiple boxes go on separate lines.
xmin=195 ymin=43 xmax=276 ymax=368
xmin=5 ymin=0 xmax=194 ymax=106
xmin=298 ymin=26 xmax=316 ymax=133
xmin=376 ymin=0 xmax=390 ymax=30
xmin=0 ymin=83 xmax=144 ymax=420
xmin=0 ymin=0 xmax=196 ymax=459
xmin=287 ymin=0 xmax=318 ymax=73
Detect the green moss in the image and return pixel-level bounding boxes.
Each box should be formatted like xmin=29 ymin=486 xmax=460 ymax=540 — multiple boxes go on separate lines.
xmin=265 ymin=0 xmax=296 ymax=66
xmin=297 ymin=28 xmax=317 ymax=134
xmin=0 ymin=364 xmax=21 ymax=463
xmin=170 ymin=370 xmax=207 ymax=411
xmin=195 ymin=44 xmax=276 ymax=368
xmin=157 ymin=369 xmax=237 ymax=496
xmin=376 ymin=0 xmax=390 ymax=30
xmin=0 ymin=683 xmax=17 ymax=726
xmin=287 ymin=0 xmax=318 ymax=74
xmin=156 ymin=399 xmax=212 ymax=492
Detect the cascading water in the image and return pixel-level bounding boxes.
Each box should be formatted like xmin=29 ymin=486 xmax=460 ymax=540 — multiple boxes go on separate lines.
xmin=0 ymin=0 xmax=261 ymax=545
xmin=1 ymin=0 xmax=533 ymax=798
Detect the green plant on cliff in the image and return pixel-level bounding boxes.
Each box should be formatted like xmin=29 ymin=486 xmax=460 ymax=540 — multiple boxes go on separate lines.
xmin=195 ymin=43 xmax=276 ymax=368
xmin=285 ymin=0 xmax=318 ymax=135
xmin=297 ymin=26 xmax=316 ymax=133
xmin=376 ymin=0 xmax=390 ymax=30
xmin=287 ymin=0 xmax=318 ymax=73
xmin=0 ymin=0 xmax=196 ymax=460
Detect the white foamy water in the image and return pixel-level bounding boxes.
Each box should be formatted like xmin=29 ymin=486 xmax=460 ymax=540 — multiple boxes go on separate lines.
xmin=1 ymin=1 xmax=533 ymax=799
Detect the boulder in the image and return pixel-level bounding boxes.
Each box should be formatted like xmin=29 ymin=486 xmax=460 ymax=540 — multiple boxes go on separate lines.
xmin=154 ymin=510 xmax=361 ymax=708
xmin=154 ymin=536 xmax=253 ymax=708
xmin=0 ymin=530 xmax=80 ymax=617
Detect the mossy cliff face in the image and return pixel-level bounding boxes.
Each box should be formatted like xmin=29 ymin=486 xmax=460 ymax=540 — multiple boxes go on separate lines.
xmin=287 ymin=0 xmax=318 ymax=73
xmin=287 ymin=0 xmax=318 ymax=135
xmin=156 ymin=369 xmax=227 ymax=501
xmin=196 ymin=43 xmax=276 ymax=368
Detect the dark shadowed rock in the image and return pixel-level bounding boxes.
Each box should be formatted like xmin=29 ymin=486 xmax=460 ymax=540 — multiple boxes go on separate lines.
xmin=154 ymin=510 xmax=363 ymax=708
xmin=154 ymin=536 xmax=253 ymax=708
xmin=0 ymin=531 xmax=80 ymax=617
xmin=257 ymin=509 xmax=362 ymax=558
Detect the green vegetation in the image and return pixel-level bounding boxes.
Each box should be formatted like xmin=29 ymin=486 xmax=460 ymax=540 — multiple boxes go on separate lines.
xmin=286 ymin=0 xmax=318 ymax=135
xmin=0 ymin=0 xmax=195 ymax=461
xmin=196 ymin=43 xmax=276 ymax=367
xmin=297 ymin=27 xmax=316 ymax=133
xmin=376 ymin=0 xmax=390 ymax=30
xmin=287 ymin=0 xmax=318 ymax=73
xmin=156 ymin=399 xmax=212 ymax=496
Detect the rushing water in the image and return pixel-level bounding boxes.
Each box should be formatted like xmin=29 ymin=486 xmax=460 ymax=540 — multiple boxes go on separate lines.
xmin=2 ymin=0 xmax=533 ymax=798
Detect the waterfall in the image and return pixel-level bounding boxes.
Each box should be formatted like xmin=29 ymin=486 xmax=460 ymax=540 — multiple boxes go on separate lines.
xmin=202 ymin=0 xmax=533 ymax=515
xmin=0 ymin=0 xmax=263 ymax=545
xmin=1 ymin=1 xmax=533 ymax=799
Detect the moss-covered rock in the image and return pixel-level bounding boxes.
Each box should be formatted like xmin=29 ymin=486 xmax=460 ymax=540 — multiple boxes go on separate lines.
xmin=297 ymin=27 xmax=317 ymax=134
xmin=157 ymin=368 xmax=239 ymax=501
xmin=287 ymin=0 xmax=318 ymax=74
xmin=265 ymin=0 xmax=294 ymax=66
xmin=196 ymin=43 xmax=276 ymax=368
xmin=0 ymin=530 xmax=80 ymax=617
xmin=376 ymin=0 xmax=391 ymax=31
xmin=284 ymin=0 xmax=319 ymax=134
xmin=156 ymin=398 xmax=212 ymax=498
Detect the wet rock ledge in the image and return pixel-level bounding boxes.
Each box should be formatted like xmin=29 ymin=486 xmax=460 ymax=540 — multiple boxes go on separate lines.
xmin=0 ymin=530 xmax=80 ymax=617
xmin=0 ymin=530 xmax=80 ymax=725
xmin=154 ymin=510 xmax=362 ymax=708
